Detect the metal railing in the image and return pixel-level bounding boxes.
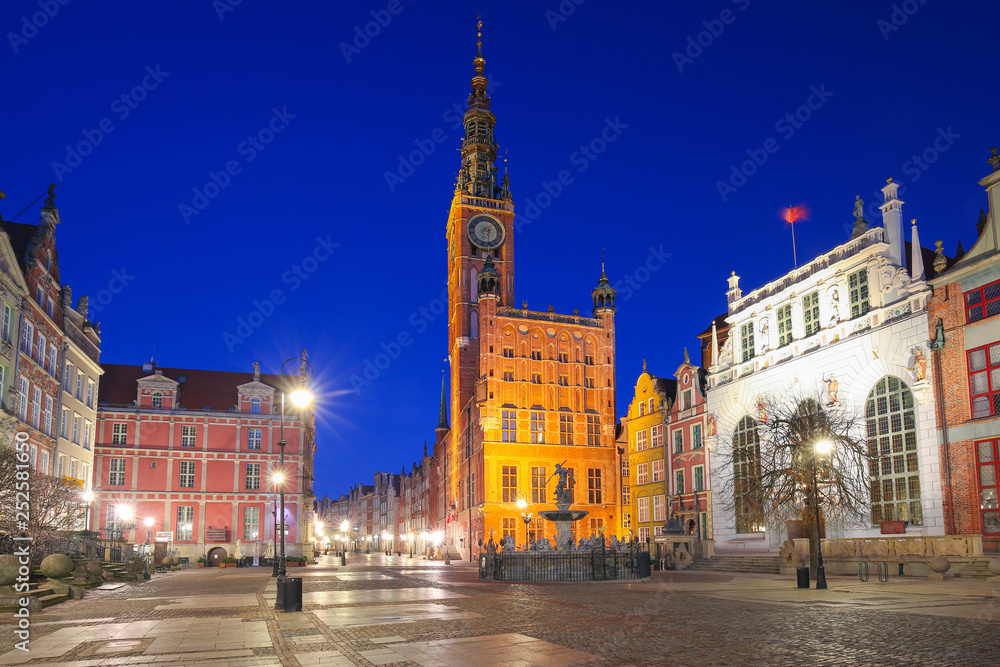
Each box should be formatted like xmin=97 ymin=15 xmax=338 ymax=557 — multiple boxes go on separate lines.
xmin=479 ymin=545 xmax=648 ymax=582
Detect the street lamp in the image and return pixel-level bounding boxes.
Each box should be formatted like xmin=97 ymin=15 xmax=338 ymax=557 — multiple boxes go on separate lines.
xmin=143 ymin=517 xmax=154 ymax=579
xmin=812 ymin=440 xmax=833 ymax=590
xmin=274 ymin=354 xmax=314 ymax=612
xmin=521 ymin=511 xmax=533 ymax=550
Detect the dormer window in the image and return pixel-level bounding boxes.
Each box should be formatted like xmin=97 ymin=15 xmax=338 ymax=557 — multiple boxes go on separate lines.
xmin=151 ymin=392 xmax=163 ymax=409
xmin=250 ymin=398 xmax=261 ymax=414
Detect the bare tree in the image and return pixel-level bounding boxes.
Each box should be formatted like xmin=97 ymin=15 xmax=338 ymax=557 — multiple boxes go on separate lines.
xmin=719 ymin=392 xmax=870 ymax=577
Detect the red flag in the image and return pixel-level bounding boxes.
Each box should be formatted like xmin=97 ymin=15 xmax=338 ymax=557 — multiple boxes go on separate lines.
xmin=781 ymin=204 xmax=810 ymax=224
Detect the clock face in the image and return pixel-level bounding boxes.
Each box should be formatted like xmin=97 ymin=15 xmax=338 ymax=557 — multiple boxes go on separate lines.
xmin=467 ymin=214 xmax=505 ymax=250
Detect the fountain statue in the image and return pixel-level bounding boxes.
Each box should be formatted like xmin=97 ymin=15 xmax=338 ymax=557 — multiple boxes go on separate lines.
xmin=539 ymin=462 xmax=589 ymax=549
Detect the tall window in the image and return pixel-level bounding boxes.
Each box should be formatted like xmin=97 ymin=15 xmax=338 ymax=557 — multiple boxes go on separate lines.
xmin=151 ymin=392 xmax=163 ymax=408
xmin=638 ymin=401 xmax=645 ymax=417
xmin=587 ymin=468 xmax=602 ymax=504
xmin=17 ymin=378 xmax=28 ymax=420
xmin=740 ymin=321 xmax=755 ymax=362
xmin=86 ymin=380 xmax=94 ymax=408
xmin=559 ymin=413 xmax=574 ymax=445
xmin=966 ymin=280 xmax=1000 ymax=322
xmin=777 ymin=303 xmax=793 ymax=347
xmin=21 ymin=321 xmax=33 ymax=356
xmin=636 ymin=428 xmax=648 ymax=451
xmin=178 ymin=461 xmax=196 ymax=488
xmin=531 ymin=411 xmax=545 ymax=443
xmin=652 ymin=458 xmax=664 ymax=482
xmin=109 ymin=458 xmax=126 ymax=486
xmin=636 ymin=462 xmax=649 ymax=485
xmin=0 ymin=303 xmax=10 ymax=342
xmin=250 ymin=398 xmax=261 ymax=414
xmin=673 ymin=429 xmax=684 ymax=453
xmin=969 ymin=342 xmax=1000 ymax=418
xmin=501 ymin=465 xmax=517 ymax=502
xmin=621 ymin=458 xmax=629 ymax=478
xmin=31 ymin=387 xmax=41 ymax=428
xmin=531 ymin=466 xmax=547 ymax=503
xmin=692 ymin=423 xmax=703 ymax=449
xmin=586 ymin=414 xmax=600 ymax=445
xmin=694 ymin=465 xmax=705 ymax=491
xmin=107 ymin=505 xmax=124 ymax=537
xmin=63 ymin=363 xmax=72 ymax=392
xmin=622 ymin=485 xmax=630 ymax=505
xmin=176 ymin=506 xmax=194 ymax=541
xmin=111 ymin=422 xmax=127 ymax=445
xmin=529 ymin=516 xmax=545 ymax=542
xmin=867 ymin=376 xmax=921 ymax=525
xmin=675 ymin=470 xmax=685 ymax=495
xmin=246 ymin=427 xmax=262 ymax=450
xmin=243 ymin=507 xmax=260 ymax=540
xmin=589 ymin=517 xmax=605 ymax=535
xmin=653 ymin=494 xmax=666 ymax=522
xmin=802 ymin=291 xmax=821 ymax=337
xmin=245 ymin=463 xmax=261 ymax=490
xmin=36 ymin=333 xmax=45 ymax=365
xmin=39 ymin=450 xmax=49 ymax=475
xmin=75 ymin=371 xmax=83 ymax=400
xmin=44 ymin=396 xmax=53 ymax=436
xmin=975 ymin=439 xmax=1000 ymax=534
xmin=637 ymin=496 xmax=649 ymax=523
xmin=622 ymin=513 xmax=632 ymax=529
xmin=733 ymin=416 xmax=763 ymax=533
xmin=682 ymin=390 xmax=692 ymax=410
xmin=648 ymin=397 xmax=655 ymax=413
xmin=48 ymin=344 xmax=57 ymax=377
xmin=60 ymin=408 xmax=69 ymax=438
xmin=502 ymin=517 xmax=516 ymax=539
xmin=83 ymin=420 xmax=92 ymax=450
xmin=181 ymin=425 xmax=197 ymax=447
xmin=70 ymin=458 xmax=78 ymax=479
xmin=651 ymin=424 xmax=663 ymax=448
xmin=501 ymin=410 xmax=516 ymax=442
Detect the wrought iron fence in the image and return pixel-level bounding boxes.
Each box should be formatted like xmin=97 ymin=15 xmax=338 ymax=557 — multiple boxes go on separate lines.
xmin=479 ymin=545 xmax=650 ymax=582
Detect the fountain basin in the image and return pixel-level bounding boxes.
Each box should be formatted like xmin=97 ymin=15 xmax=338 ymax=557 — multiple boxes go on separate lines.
xmin=538 ymin=510 xmax=589 ymax=522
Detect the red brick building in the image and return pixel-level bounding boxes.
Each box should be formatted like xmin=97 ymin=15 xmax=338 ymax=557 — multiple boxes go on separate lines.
xmin=92 ymin=360 xmax=315 ymax=564
xmin=928 ymin=149 xmax=1000 ymax=551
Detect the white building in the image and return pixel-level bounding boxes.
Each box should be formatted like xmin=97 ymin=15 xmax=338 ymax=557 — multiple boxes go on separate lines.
xmin=705 ymin=179 xmax=941 ymax=551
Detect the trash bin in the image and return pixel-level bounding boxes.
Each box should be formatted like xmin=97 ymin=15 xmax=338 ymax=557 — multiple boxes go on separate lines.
xmin=276 ymin=577 xmax=303 ymax=612
xmin=636 ymin=552 xmax=652 ymax=578
xmin=796 ymin=566 xmax=810 ymax=589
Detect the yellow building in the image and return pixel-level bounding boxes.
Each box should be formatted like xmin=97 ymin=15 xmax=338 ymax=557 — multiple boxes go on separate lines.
xmin=620 ymin=364 xmax=673 ymax=543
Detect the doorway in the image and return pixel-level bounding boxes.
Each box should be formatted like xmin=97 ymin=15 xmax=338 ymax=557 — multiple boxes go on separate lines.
xmin=207 ymin=547 xmax=227 ymax=567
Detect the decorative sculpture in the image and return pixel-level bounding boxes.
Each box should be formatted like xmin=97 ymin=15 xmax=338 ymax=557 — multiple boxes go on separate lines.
xmin=913 ymin=348 xmax=927 ymax=381
xmin=824 ymin=374 xmax=840 ymax=405
xmin=547 ymin=462 xmax=576 ymax=506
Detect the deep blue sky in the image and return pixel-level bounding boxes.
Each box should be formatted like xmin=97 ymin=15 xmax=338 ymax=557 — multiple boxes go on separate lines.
xmin=3 ymin=0 xmax=997 ymax=499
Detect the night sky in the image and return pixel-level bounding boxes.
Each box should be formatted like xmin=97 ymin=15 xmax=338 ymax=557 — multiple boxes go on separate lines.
xmin=3 ymin=0 xmax=998 ymax=499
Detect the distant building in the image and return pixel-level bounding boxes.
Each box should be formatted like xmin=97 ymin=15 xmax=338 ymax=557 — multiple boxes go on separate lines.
xmin=928 ymin=149 xmax=1000 ymax=551
xmin=93 ymin=361 xmax=315 ymax=565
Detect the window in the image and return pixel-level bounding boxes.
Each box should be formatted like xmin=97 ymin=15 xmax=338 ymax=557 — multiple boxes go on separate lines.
xmin=1 ymin=303 xmax=10 ymax=342
xmin=674 ymin=429 xmax=684 ymax=453
xmin=31 ymin=387 xmax=41 ymax=428
xmin=176 ymin=506 xmax=194 ymax=541
xmin=636 ymin=428 xmax=648 ymax=451
xmin=636 ymin=462 xmax=649 ymax=485
xmin=21 ymin=321 xmax=33 ymax=356
xmin=36 ymin=333 xmax=45 ymax=365
xmin=83 ymin=420 xmax=92 ymax=450
xmin=71 ymin=414 xmax=80 ymax=443
xmin=692 ymin=424 xmax=703 ymax=449
xmin=501 ymin=410 xmax=516 ymax=442
xmin=529 ymin=516 xmax=545 ymax=542
xmin=112 ymin=422 xmax=128 ymax=445
xmin=621 ymin=458 xmax=629 ymax=478
xmin=39 ymin=450 xmax=49 ymax=475
xmin=733 ymin=416 xmax=763 ymax=533
xmin=651 ymin=424 xmax=663 ymax=448
xmin=35 ymin=286 xmax=45 ymax=310
xmin=653 ymin=494 xmax=666 ymax=522
xmin=75 ymin=371 xmax=83 ymax=400
xmin=530 ymin=412 xmax=545 ymax=443
xmin=648 ymin=397 xmax=655 ymax=413
xmin=178 ymin=461 xmax=196 ymax=488
xmin=63 ymin=363 xmax=72 ymax=392
xmin=86 ymin=380 xmax=94 ymax=408
xmin=975 ymin=439 xmax=1000 ymax=534
xmin=504 ymin=371 xmax=514 ymax=381
xmin=867 ymin=376 xmax=921 ymax=525
xmin=501 ymin=465 xmax=517 ymax=503
xmin=107 ymin=505 xmax=125 ymax=538
xmin=559 ymin=413 xmax=574 ymax=445
xmin=694 ymin=466 xmax=705 ymax=491
xmin=590 ymin=517 xmax=604 ymax=534
xmin=682 ymin=390 xmax=691 ymax=410
xmin=585 ymin=377 xmax=594 ymax=388
xmin=502 ymin=517 xmax=516 ymax=539
xmin=57 ymin=454 xmax=66 ymax=478
xmin=585 ymin=354 xmax=594 ymax=365
xmin=246 ymin=427 xmax=261 ymax=450
xmin=586 ymin=414 xmax=600 ymax=445
xmin=558 ymin=352 xmax=569 ymax=363
xmin=740 ymin=321 xmax=755 ymax=362
xmin=249 ymin=397 xmax=261 ymax=414
xmin=81 ymin=462 xmax=89 ymax=487
xmin=675 ymin=470 xmax=685 ymax=495
xmin=48 ymin=345 xmax=57 ymax=377
xmin=623 ymin=512 xmax=632 ymax=529
xmin=245 ymin=463 xmax=261 ymax=490
xmin=803 ymin=291 xmax=820 ymax=337
xmin=17 ymin=378 xmax=28 ymax=420
xmin=531 ymin=372 xmax=542 ymax=384
xmin=849 ymin=269 xmax=871 ymax=318
xmin=243 ymin=507 xmax=260 ymax=540
xmin=151 ymin=392 xmax=163 ymax=409
xmin=70 ymin=458 xmax=78 ymax=479
xmin=622 ymin=485 xmax=630 ymax=505
xmin=638 ymin=401 xmax=645 ymax=417
xmin=109 ymin=458 xmax=126 ymax=486
xmin=531 ymin=466 xmax=547 ymax=503
xmin=531 ymin=349 xmax=542 ymax=360
xmin=777 ymin=303 xmax=793 ymax=346
xmin=60 ymin=408 xmax=69 ymax=438
xmin=969 ymin=342 xmax=1000 ymax=418
xmin=44 ymin=396 xmax=53 ymax=436
xmin=637 ymin=496 xmax=649 ymax=523
xmin=652 ymin=459 xmax=664 ymax=482
xmin=587 ymin=468 xmax=602 ymax=503
xmin=503 ymin=346 xmax=514 ymax=358
xmin=559 ymin=374 xmax=569 ymax=386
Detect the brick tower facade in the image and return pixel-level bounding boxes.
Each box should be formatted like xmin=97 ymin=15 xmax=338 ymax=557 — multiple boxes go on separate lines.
xmin=439 ymin=25 xmax=619 ymax=558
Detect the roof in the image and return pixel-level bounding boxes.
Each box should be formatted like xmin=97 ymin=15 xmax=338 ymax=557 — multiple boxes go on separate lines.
xmin=652 ymin=377 xmax=677 ymax=403
xmin=696 ymin=313 xmax=729 ymax=339
xmin=1 ymin=220 xmax=40 ymax=271
xmin=98 ymin=363 xmax=291 ymax=412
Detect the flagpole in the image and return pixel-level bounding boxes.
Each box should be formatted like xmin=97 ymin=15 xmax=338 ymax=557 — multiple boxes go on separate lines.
xmin=791 ymin=219 xmax=797 ymax=268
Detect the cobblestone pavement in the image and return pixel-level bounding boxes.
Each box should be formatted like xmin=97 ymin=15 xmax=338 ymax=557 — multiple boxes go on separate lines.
xmin=2 ymin=553 xmax=998 ymax=666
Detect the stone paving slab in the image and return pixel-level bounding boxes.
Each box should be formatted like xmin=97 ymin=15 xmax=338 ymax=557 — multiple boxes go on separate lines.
xmin=311 ymin=602 xmax=480 ymax=628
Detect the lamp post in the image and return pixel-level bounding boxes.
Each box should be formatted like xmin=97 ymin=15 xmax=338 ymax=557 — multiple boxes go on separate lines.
xmin=812 ymin=440 xmax=833 ymax=590
xmin=274 ymin=355 xmax=314 ymax=612
xmin=516 ymin=499 xmax=528 ymax=549
xmin=142 ymin=517 xmax=153 ymax=579
xmin=520 ymin=512 xmax=532 ymax=549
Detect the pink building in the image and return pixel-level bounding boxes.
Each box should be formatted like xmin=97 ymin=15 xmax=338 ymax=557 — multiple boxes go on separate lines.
xmin=92 ymin=360 xmax=315 ymax=565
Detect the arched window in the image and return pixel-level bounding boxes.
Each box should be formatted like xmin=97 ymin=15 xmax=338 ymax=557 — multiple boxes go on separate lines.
xmin=470 ymin=267 xmax=478 ymax=303
xmin=733 ymin=415 xmax=763 ymax=533
xmin=867 ymin=376 xmax=921 ymax=525
xmin=151 ymin=392 xmax=163 ymax=409
xmin=250 ymin=398 xmax=261 ymax=414
xmin=470 ymin=310 xmax=479 ymax=338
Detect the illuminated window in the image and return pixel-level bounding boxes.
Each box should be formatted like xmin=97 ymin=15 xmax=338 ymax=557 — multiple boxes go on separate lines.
xmin=109 ymin=458 xmax=126 ymax=486
xmin=653 ymin=494 xmax=666 ymax=522
xmin=803 ymin=291 xmax=820 ymax=337
xmin=176 ymin=506 xmax=194 ymax=541
xmin=587 ymin=468 xmax=602 ymax=504
xmin=501 ymin=465 xmax=517 ymax=502
xmin=637 ymin=496 xmax=649 ymax=523
xmin=245 ymin=463 xmax=261 ymax=490
xmin=246 ymin=427 xmax=262 ymax=450
xmin=975 ymin=439 xmax=1000 ymax=534
xmin=559 ymin=413 xmax=574 ymax=445
xmin=636 ymin=462 xmax=648 ymax=485
xmin=243 ymin=507 xmax=260 ymax=540
xmin=740 ymin=322 xmax=755 ymax=362
xmin=250 ymin=398 xmax=261 ymax=414
xmin=502 ymin=517 xmax=516 ymax=539
xmin=531 ymin=467 xmax=547 ymax=503
xmin=652 ymin=459 xmax=664 ymax=482
xmin=777 ymin=303 xmax=793 ymax=347
xmin=182 ymin=425 xmax=197 ymax=447
xmin=966 ymin=280 xmax=1000 ymax=322
xmin=622 ymin=485 xmax=630 ymax=505
xmin=151 ymin=392 xmax=163 ymax=409
xmin=586 ymin=414 xmax=600 ymax=445
xmin=635 ymin=428 xmax=648 ymax=451
xmin=969 ymin=342 xmax=1000 ymax=418
xmin=733 ymin=416 xmax=763 ymax=533
xmin=849 ymin=269 xmax=871 ymax=318
xmin=178 ymin=461 xmax=196 ymax=488
xmin=674 ymin=429 xmax=684 ymax=453
xmin=651 ymin=424 xmax=663 ymax=447
xmin=867 ymin=376 xmax=921 ymax=525
xmin=692 ymin=424 xmax=703 ymax=449
xmin=501 ymin=410 xmax=516 ymax=442
xmin=530 ymin=412 xmax=545 ymax=443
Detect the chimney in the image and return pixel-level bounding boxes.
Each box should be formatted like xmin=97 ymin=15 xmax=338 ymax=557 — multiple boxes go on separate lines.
xmin=880 ymin=178 xmax=904 ymax=267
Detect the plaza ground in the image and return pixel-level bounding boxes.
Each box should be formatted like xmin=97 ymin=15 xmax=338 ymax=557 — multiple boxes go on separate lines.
xmin=1 ymin=553 xmax=998 ymax=666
